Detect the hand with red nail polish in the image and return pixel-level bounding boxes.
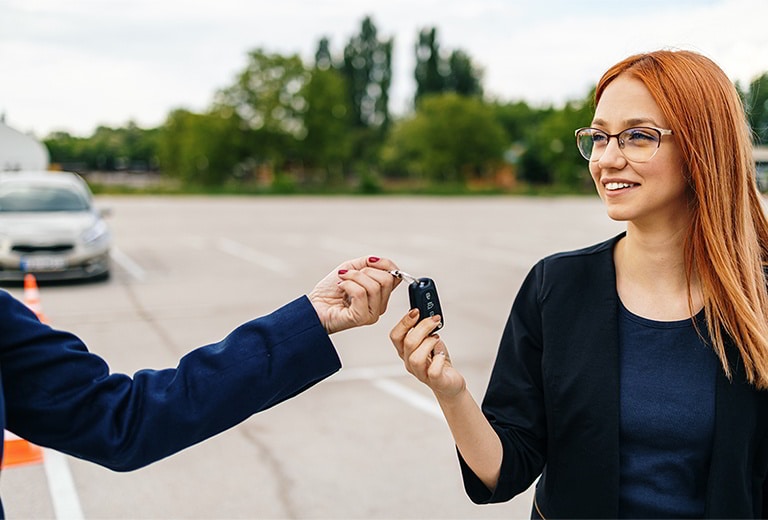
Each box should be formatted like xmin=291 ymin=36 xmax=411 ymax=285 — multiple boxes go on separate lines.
xmin=308 ymin=255 xmax=402 ymax=334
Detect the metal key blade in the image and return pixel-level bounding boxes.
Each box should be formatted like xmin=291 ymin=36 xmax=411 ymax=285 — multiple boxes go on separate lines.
xmin=389 ymin=269 xmax=418 ymax=285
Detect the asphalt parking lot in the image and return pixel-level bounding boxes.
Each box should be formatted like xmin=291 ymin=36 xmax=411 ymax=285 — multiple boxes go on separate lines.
xmin=0 ymin=195 xmax=624 ymax=519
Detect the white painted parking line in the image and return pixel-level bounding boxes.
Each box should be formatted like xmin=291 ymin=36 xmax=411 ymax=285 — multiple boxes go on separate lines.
xmin=330 ymin=364 xmax=407 ymax=382
xmin=330 ymin=365 xmax=443 ymax=419
xmin=110 ymin=247 xmax=147 ymax=281
xmin=371 ymin=378 xmax=443 ymax=420
xmin=42 ymin=449 xmax=84 ymax=520
xmin=216 ymin=238 xmax=292 ymax=277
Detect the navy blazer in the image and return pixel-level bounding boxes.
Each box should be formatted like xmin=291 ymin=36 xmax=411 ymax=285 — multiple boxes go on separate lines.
xmin=0 ymin=291 xmax=341 ymax=515
xmin=460 ymin=234 xmax=768 ymax=518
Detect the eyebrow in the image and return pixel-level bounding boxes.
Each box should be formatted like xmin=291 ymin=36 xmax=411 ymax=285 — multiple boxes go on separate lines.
xmin=591 ymin=117 xmax=662 ymax=128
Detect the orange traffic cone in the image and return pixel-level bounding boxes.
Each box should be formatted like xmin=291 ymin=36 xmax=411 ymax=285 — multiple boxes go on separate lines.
xmin=23 ymin=273 xmax=47 ymax=323
xmin=2 ymin=431 xmax=43 ymax=468
xmin=3 ymin=275 xmax=47 ymax=468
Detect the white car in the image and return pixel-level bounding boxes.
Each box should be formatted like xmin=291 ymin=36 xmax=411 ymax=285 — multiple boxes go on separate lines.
xmin=0 ymin=171 xmax=111 ymax=282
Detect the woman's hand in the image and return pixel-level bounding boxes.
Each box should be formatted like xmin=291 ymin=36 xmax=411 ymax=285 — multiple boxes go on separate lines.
xmin=391 ymin=308 xmax=502 ymax=490
xmin=390 ymin=309 xmax=466 ymax=399
xmin=309 ymin=256 xmax=400 ymax=334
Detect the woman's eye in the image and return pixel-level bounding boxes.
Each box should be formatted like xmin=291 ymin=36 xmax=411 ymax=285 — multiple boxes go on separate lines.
xmin=592 ymin=133 xmax=608 ymax=144
xmin=625 ymin=129 xmax=658 ymax=142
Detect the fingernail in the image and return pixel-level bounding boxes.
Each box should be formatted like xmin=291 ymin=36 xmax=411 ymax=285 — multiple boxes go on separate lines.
xmin=338 ymin=269 xmax=348 ymax=275
xmin=432 ymin=315 xmax=442 ymax=322
xmin=368 ymin=256 xmax=380 ymax=263
xmin=408 ymin=308 xmax=419 ymax=318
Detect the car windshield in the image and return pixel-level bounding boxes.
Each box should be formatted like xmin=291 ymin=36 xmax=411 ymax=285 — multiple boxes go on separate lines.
xmin=0 ymin=185 xmax=90 ymax=212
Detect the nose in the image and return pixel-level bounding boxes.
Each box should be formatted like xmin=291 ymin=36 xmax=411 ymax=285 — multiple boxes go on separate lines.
xmin=596 ymin=135 xmax=626 ymax=169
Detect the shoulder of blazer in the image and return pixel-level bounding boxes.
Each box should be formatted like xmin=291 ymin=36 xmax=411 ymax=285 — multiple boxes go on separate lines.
xmin=530 ymin=232 xmax=624 ymax=302
xmin=540 ymin=232 xmax=624 ymax=265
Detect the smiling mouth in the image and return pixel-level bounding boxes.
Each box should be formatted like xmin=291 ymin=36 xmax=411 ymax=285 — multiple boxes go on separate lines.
xmin=604 ymin=182 xmax=637 ymax=191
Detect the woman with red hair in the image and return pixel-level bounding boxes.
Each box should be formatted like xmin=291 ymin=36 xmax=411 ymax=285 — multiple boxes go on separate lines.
xmin=391 ymin=49 xmax=768 ymax=517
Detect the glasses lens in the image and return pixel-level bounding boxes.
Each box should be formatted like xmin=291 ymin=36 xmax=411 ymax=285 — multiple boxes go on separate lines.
xmin=575 ymin=129 xmax=597 ymax=161
xmin=619 ymin=128 xmax=662 ymax=162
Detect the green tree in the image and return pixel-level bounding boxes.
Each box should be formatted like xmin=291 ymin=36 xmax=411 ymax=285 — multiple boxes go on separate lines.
xmin=45 ymin=123 xmax=160 ymax=172
xmin=519 ymin=98 xmax=593 ymax=188
xmin=214 ymin=48 xmax=310 ymax=171
xmin=342 ymin=16 xmax=393 ymax=130
xmin=159 ymin=108 xmax=245 ymax=186
xmin=414 ymin=27 xmax=445 ymax=102
xmin=113 ymin=122 xmax=160 ymax=171
xmin=382 ymin=93 xmax=507 ymax=184
xmin=315 ymin=37 xmax=334 ymax=71
xmin=414 ymin=27 xmax=483 ymax=104
xmin=446 ymin=49 xmax=483 ymax=98
xmin=301 ymin=66 xmax=354 ymax=184
xmin=44 ymin=132 xmax=87 ymax=169
xmin=743 ymin=72 xmax=768 ymax=144
xmin=492 ymin=100 xmax=540 ymax=143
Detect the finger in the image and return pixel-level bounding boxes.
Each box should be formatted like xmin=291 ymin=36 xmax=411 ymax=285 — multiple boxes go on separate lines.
xmin=365 ymin=255 xmax=400 ymax=273
xmin=336 ymin=275 xmax=370 ymax=324
xmin=400 ymin=313 xmax=442 ymax=359
xmin=415 ymin=314 xmax=443 ymax=338
xmin=336 ymin=255 xmax=398 ymax=273
xmin=389 ymin=308 xmax=419 ymax=358
xmin=346 ymin=264 xmax=402 ymax=319
xmin=431 ymin=338 xmax=451 ymax=360
xmin=405 ymin=333 xmax=441 ymax=377
xmin=360 ymin=266 xmax=398 ymax=313
xmin=339 ymin=269 xmax=383 ymax=322
xmin=428 ymin=345 xmax=447 ymax=380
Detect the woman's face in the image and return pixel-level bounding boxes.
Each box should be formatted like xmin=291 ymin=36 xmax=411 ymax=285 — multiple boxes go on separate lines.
xmin=589 ymin=74 xmax=688 ymax=231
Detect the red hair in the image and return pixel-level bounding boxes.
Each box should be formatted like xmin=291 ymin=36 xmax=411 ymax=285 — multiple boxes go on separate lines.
xmin=596 ymin=50 xmax=768 ymax=388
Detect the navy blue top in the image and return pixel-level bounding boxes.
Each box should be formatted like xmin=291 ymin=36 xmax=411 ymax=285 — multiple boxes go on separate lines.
xmin=618 ymin=302 xmax=718 ymax=518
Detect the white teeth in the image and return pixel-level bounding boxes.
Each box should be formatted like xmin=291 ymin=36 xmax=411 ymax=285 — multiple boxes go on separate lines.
xmin=605 ymin=182 xmax=634 ymax=191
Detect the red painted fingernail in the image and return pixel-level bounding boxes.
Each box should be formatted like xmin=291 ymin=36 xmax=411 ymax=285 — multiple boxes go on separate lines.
xmin=368 ymin=256 xmax=380 ymax=263
xmin=338 ymin=269 xmax=348 ymax=275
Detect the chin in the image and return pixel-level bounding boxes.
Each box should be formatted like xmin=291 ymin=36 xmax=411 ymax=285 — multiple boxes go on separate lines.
xmin=604 ymin=206 xmax=632 ymax=222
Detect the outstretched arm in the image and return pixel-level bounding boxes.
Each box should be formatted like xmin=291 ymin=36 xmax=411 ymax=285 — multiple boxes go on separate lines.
xmin=390 ymin=310 xmax=503 ymax=491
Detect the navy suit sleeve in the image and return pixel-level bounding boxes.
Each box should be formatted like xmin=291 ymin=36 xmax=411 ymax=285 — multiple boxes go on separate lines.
xmin=0 ymin=290 xmax=341 ymax=471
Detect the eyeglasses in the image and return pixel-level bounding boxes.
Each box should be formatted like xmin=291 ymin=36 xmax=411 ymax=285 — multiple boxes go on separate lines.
xmin=574 ymin=126 xmax=673 ymax=163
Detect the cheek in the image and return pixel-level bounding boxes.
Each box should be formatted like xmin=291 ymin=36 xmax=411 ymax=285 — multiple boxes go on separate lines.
xmin=588 ymin=163 xmax=603 ymax=192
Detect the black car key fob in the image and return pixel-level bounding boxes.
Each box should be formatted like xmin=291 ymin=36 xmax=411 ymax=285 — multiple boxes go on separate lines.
xmin=408 ymin=277 xmax=444 ymax=332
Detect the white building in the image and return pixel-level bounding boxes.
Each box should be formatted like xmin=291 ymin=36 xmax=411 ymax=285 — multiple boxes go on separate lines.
xmin=0 ymin=118 xmax=50 ymax=171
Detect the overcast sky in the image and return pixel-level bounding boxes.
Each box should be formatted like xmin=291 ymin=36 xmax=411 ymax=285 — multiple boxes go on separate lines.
xmin=1 ymin=0 xmax=767 ymax=137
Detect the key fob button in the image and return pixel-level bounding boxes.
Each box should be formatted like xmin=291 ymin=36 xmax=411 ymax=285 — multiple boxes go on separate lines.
xmin=408 ymin=277 xmax=444 ymax=332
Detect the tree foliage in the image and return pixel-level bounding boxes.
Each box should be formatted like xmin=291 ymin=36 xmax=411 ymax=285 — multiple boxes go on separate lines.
xmin=414 ymin=27 xmax=482 ymax=103
xmin=44 ymin=122 xmax=159 ymax=172
xmin=42 ymin=16 xmax=768 ymax=193
xmin=158 ymin=108 xmax=245 ymax=185
xmin=743 ymin=72 xmax=768 ymax=144
xmin=342 ymin=16 xmax=393 ymax=130
xmin=382 ymin=93 xmax=506 ymax=183
xmin=513 ymin=96 xmax=593 ymax=188
xmin=301 ymin=66 xmax=353 ymax=183
xmin=213 ymin=48 xmax=309 ymax=168
xmin=414 ymin=28 xmax=444 ymax=102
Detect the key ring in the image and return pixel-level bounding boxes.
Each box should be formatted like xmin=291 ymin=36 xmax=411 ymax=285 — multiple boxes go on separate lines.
xmin=388 ymin=270 xmax=418 ymax=285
